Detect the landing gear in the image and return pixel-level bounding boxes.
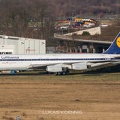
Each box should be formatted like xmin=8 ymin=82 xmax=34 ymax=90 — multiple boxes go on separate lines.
xmin=62 ymin=71 xmax=67 ymax=75
xmin=55 ymin=71 xmax=69 ymax=75
xmin=55 ymin=72 xmax=61 ymax=75
xmin=55 ymin=72 xmax=66 ymax=75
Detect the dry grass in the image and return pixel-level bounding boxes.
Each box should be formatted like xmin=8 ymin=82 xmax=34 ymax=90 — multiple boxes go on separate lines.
xmin=0 ymin=72 xmax=120 ymax=120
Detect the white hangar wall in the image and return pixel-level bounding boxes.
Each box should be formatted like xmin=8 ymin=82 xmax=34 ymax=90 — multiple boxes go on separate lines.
xmin=0 ymin=35 xmax=46 ymax=54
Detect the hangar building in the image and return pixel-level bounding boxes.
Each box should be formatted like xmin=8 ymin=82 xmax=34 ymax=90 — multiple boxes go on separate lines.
xmin=0 ymin=35 xmax=46 ymax=54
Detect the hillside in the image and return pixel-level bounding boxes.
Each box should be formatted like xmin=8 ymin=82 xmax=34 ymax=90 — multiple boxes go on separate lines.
xmin=52 ymin=0 xmax=120 ymax=17
xmin=0 ymin=0 xmax=119 ymax=40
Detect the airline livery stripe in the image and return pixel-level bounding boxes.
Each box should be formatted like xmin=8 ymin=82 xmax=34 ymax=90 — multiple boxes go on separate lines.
xmin=0 ymin=58 xmax=119 ymax=61
xmin=0 ymin=58 xmax=109 ymax=61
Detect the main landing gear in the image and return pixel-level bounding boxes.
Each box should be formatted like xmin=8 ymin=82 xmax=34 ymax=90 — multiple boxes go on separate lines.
xmin=55 ymin=70 xmax=69 ymax=75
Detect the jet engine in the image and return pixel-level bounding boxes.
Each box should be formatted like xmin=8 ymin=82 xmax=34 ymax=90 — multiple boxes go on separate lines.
xmin=72 ymin=63 xmax=88 ymax=70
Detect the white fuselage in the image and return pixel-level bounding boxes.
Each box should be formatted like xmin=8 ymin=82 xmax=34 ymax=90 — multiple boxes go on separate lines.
xmin=0 ymin=54 xmax=119 ymax=71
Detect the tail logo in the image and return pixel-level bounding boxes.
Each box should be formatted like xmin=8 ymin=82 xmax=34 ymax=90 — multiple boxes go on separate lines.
xmin=116 ymin=37 xmax=120 ymax=48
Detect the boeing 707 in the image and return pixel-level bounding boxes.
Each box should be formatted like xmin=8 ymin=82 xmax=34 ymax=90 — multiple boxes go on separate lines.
xmin=0 ymin=32 xmax=120 ymax=75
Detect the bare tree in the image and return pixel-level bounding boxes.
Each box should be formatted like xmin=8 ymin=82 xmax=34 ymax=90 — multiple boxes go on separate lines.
xmin=0 ymin=0 xmax=119 ymax=40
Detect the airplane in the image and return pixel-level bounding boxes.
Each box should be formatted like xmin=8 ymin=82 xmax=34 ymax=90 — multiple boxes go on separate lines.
xmin=0 ymin=32 xmax=120 ymax=75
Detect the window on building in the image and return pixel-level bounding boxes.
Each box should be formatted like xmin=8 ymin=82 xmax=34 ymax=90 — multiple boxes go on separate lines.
xmin=0 ymin=52 xmax=12 ymax=54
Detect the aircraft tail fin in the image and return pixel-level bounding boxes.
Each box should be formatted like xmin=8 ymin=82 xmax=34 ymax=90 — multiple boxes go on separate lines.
xmin=103 ymin=32 xmax=120 ymax=54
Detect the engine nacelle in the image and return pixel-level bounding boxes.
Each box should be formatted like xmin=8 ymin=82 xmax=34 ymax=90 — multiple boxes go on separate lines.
xmin=72 ymin=63 xmax=88 ymax=70
xmin=46 ymin=65 xmax=62 ymax=72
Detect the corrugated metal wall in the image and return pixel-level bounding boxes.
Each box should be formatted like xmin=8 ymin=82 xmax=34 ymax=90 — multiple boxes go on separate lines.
xmin=0 ymin=35 xmax=46 ymax=54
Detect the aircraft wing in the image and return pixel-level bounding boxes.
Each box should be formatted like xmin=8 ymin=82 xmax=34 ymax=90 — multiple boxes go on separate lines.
xmin=87 ymin=61 xmax=120 ymax=70
xmin=27 ymin=60 xmax=120 ymax=72
xmin=28 ymin=64 xmax=49 ymax=69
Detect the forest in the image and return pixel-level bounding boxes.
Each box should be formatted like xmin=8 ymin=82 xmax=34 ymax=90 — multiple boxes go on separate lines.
xmin=0 ymin=0 xmax=119 ymax=41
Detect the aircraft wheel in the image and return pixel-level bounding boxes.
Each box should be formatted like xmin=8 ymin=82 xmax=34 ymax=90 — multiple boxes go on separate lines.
xmin=55 ymin=71 xmax=68 ymax=75
xmin=55 ymin=72 xmax=61 ymax=75
xmin=55 ymin=72 xmax=58 ymax=75
xmin=62 ymin=72 xmax=66 ymax=75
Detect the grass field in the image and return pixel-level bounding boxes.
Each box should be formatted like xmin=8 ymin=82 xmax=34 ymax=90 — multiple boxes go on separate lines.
xmin=0 ymin=72 xmax=120 ymax=120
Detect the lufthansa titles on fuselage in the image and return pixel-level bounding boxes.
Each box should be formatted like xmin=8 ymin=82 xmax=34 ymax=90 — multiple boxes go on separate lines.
xmin=1 ymin=56 xmax=19 ymax=59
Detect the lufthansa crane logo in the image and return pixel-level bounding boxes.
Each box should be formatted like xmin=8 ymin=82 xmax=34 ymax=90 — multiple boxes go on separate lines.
xmin=116 ymin=37 xmax=120 ymax=48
